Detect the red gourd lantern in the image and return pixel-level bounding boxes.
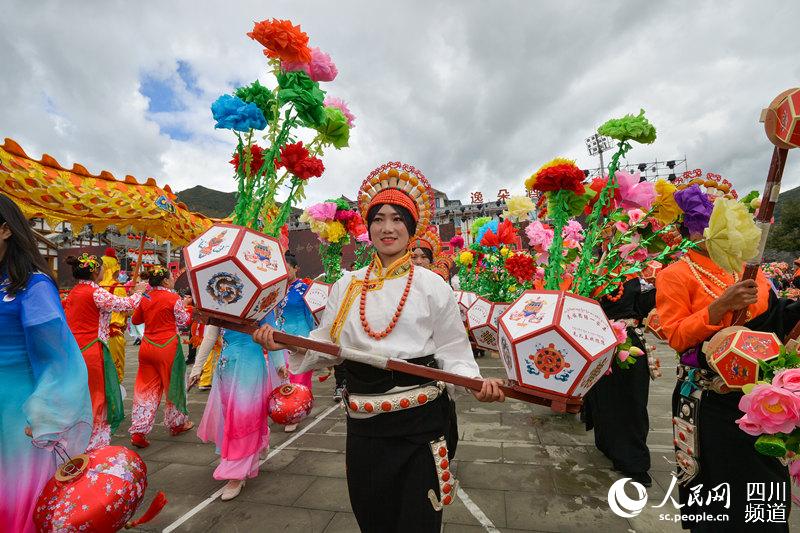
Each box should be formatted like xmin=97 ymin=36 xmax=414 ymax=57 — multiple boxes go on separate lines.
xmin=34 ymin=446 xmax=165 ymax=532
xmin=268 ymin=383 xmax=314 ymax=425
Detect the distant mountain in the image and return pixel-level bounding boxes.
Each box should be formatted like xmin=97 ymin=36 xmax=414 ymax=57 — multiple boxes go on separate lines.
xmin=176 ymin=185 xmax=237 ymax=218
xmin=775 ymin=184 xmax=800 ymax=221
xmin=175 ymin=185 xmax=303 ymax=219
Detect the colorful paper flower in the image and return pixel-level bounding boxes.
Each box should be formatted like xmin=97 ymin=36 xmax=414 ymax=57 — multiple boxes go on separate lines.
xmin=316 ymin=107 xmax=350 ymax=149
xmin=773 ymin=369 xmax=800 ymax=393
xmin=211 ymin=95 xmax=267 ymax=132
xmin=674 ymin=185 xmax=714 ymax=236
xmin=470 ymin=217 xmax=492 ymax=237
xmin=737 ymin=384 xmax=800 ymax=435
xmin=505 ymin=252 xmax=536 ymax=282
xmin=324 ymin=221 xmax=347 ymax=243
xmin=459 ymin=251 xmax=474 ymax=266
xmin=526 ymin=158 xmax=586 ymax=194
xmin=282 ymin=47 xmax=338 ymax=82
xmin=562 ymin=220 xmax=584 ymax=242
xmin=704 ymin=197 xmax=761 ymax=273
xmin=277 ymin=71 xmax=326 ymax=127
xmin=597 ymin=109 xmax=657 ymax=144
xmin=276 ymin=141 xmax=325 ymax=180
xmin=234 ymin=80 xmax=275 ymax=121
xmin=610 ymin=320 xmax=628 ymax=344
xmin=525 ymin=220 xmax=554 ymax=250
xmin=476 ymin=219 xmax=499 ymax=245
xmin=247 ymin=19 xmax=312 ymax=64
xmin=616 ymin=170 xmax=656 ymax=210
xmin=584 ymin=176 xmax=621 ymax=216
xmin=502 ymin=195 xmax=535 ymax=222
xmin=230 ymin=144 xmax=265 ymax=176
xmin=306 ymin=202 xmax=338 ymax=221
xmin=480 ymin=219 xmax=516 ymax=248
xmin=323 ymin=96 xmax=355 ymax=128
xmin=449 ymin=235 xmax=464 ymax=249
xmin=652 ymin=180 xmax=682 ymax=224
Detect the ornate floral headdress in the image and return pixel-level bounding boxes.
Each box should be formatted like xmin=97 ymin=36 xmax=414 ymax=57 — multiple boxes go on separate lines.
xmin=409 ymin=227 xmax=442 ymax=258
xmin=358 ymin=162 xmax=434 ymax=239
xmin=78 ymin=253 xmax=100 ymax=272
xmin=149 ymin=265 xmax=169 ymax=278
xmin=674 ymin=169 xmax=738 ymax=200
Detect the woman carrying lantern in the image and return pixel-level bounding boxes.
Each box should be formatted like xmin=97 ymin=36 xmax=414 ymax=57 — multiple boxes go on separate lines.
xmin=656 ymin=184 xmax=800 ymax=530
xmin=128 ymin=266 xmax=194 ymax=448
xmin=187 ymin=300 xmax=286 ymax=501
xmin=0 ymin=195 xmax=93 ymax=533
xmin=64 ymin=252 xmax=147 ymax=450
xmin=254 ymin=162 xmax=505 ymax=533
xmin=274 ymin=250 xmax=316 ymax=432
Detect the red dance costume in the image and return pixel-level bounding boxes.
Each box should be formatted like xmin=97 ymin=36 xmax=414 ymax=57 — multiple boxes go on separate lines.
xmin=129 ymin=287 xmax=191 ymax=436
xmin=64 ymin=280 xmax=142 ymax=450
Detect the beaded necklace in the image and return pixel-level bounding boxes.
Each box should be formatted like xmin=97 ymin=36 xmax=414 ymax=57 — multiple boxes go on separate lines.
xmin=359 ymin=259 xmax=415 ymax=340
xmin=681 ymin=255 xmax=739 ymax=298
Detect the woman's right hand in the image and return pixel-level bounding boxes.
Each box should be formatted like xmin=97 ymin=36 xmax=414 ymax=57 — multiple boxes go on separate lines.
xmin=187 ymin=373 xmax=200 ymax=390
xmin=253 ymin=324 xmax=290 ymax=351
xmin=709 ymin=279 xmax=759 ymax=323
xmin=133 ymin=281 xmax=149 ymax=294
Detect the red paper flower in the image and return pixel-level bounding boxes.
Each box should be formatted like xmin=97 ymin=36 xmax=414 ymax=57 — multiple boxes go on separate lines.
xmin=276 ymin=142 xmax=325 ymax=180
xmin=230 ymin=144 xmax=265 ymax=176
xmin=527 ymin=158 xmax=586 ymax=194
xmin=247 ymin=19 xmax=312 ymax=64
xmin=480 ymin=219 xmax=517 ymax=248
xmin=505 ymin=252 xmax=536 ymax=282
xmin=584 ymin=177 xmax=621 ymax=216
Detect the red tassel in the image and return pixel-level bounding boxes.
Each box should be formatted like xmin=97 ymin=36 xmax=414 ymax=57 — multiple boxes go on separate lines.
xmin=125 ymin=491 xmax=168 ymax=528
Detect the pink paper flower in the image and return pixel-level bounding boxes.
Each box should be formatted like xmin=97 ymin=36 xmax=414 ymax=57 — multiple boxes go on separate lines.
xmin=630 ymin=248 xmax=649 ymax=262
xmin=738 ymin=384 xmax=800 ymax=435
xmin=627 ymin=208 xmax=645 ymax=226
xmin=736 ymin=414 xmax=766 ymax=436
xmin=611 ymin=320 xmax=628 ymax=344
xmin=356 ymin=232 xmax=371 ymax=243
xmin=334 ymin=209 xmax=357 ymax=221
xmin=617 ymin=350 xmax=630 ymax=362
xmin=773 ymin=369 xmax=800 ymax=393
xmin=283 ymin=47 xmax=338 ymax=82
xmin=449 ymin=235 xmax=464 ymax=249
xmin=615 ymin=221 xmax=630 ymax=233
xmin=562 ymin=220 xmax=584 ymax=242
xmin=324 ymin=96 xmax=355 ymax=128
xmin=307 ymin=202 xmax=338 ymax=221
xmin=525 ymin=221 xmax=554 ymax=250
xmin=616 ymin=170 xmax=656 ymax=211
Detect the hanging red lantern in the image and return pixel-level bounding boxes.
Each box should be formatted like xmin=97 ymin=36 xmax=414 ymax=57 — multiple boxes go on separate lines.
xmin=34 ymin=445 xmax=166 ymax=532
xmin=268 ymin=383 xmax=313 ymax=425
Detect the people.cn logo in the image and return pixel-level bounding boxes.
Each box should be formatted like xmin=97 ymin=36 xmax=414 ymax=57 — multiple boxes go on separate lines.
xmin=607 ymin=478 xmax=649 ymax=518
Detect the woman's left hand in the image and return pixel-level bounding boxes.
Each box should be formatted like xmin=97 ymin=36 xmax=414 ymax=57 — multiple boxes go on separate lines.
xmin=471 ymin=378 xmax=505 ymax=402
xmin=24 ymin=426 xmax=32 ymax=438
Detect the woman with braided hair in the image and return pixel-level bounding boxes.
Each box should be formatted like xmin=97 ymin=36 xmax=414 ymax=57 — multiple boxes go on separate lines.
xmin=64 ymin=252 xmax=147 ymax=450
xmin=129 ymin=265 xmax=194 ymax=448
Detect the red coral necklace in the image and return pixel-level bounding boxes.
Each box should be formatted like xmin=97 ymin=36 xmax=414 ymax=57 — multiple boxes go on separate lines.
xmin=360 ymin=260 xmax=414 ymax=340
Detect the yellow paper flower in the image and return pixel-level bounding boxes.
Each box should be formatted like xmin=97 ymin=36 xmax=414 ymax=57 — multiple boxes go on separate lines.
xmin=308 ymin=217 xmax=329 ymax=238
xmin=704 ymin=198 xmax=762 ymax=274
xmin=325 ymin=221 xmax=347 ymax=243
xmin=508 ymin=284 xmax=518 ymax=293
xmin=652 ymin=179 xmax=681 ymax=224
xmin=459 ymin=251 xmax=474 ymax=266
xmin=500 ymin=247 xmax=510 ymax=257
xmin=502 ymin=195 xmax=535 ymax=222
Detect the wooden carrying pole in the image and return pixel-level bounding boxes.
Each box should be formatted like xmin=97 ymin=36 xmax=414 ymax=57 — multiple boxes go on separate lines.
xmin=195 ymin=310 xmax=581 ymax=413
xmin=130 ymin=231 xmax=148 ymax=284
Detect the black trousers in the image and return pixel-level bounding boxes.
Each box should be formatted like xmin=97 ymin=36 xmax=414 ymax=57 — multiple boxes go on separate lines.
xmin=345 ymin=394 xmax=454 ymax=533
xmin=671 ymin=384 xmax=790 ymax=532
xmin=583 ymin=350 xmax=651 ymax=473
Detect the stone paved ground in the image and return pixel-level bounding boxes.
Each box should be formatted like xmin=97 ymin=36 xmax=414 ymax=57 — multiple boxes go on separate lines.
xmin=117 ymin=337 xmax=800 ymax=532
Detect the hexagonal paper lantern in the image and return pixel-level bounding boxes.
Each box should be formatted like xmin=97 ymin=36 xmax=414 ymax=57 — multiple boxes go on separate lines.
xmin=641 ymin=261 xmax=663 ymax=284
xmin=707 ymin=329 xmax=782 ymax=389
xmin=644 ymin=309 xmax=668 ymax=341
xmin=457 ymin=290 xmax=478 ymax=324
xmin=762 ymin=88 xmax=800 ymax=149
xmin=466 ymin=296 xmax=510 ymax=351
xmin=184 ymin=223 xmax=289 ymax=323
xmin=303 ymin=280 xmax=331 ymax=324
xmin=497 ymin=290 xmax=620 ymax=399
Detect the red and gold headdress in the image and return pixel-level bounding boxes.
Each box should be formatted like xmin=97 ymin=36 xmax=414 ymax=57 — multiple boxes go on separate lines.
xmin=358 ymin=162 xmax=434 ymax=239
xmin=409 ymin=227 xmax=442 ymax=258
xmin=673 ymin=169 xmax=738 ymax=200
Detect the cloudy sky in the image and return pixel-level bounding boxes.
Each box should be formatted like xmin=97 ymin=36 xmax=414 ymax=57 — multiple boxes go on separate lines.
xmin=3 ymin=1 xmax=799 ymax=207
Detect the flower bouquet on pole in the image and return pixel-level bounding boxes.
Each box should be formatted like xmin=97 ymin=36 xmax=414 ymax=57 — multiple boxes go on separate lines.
xmin=184 ymin=19 xmax=352 ymax=328
xmin=299 ymin=199 xmax=369 ymax=323
xmin=458 ymin=215 xmax=536 ymax=354
xmin=496 ymin=110 xmax=699 ymax=410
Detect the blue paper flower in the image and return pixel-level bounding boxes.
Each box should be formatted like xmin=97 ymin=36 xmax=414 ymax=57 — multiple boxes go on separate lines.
xmin=475 ymin=219 xmax=498 ymax=246
xmin=211 ymin=94 xmax=267 ymax=132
